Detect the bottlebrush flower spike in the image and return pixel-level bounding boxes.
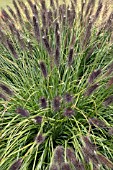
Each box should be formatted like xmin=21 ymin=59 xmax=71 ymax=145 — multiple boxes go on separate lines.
xmin=55 ymin=46 xmax=60 ymax=66
xmin=89 ymin=118 xmax=107 ymax=128
xmin=82 ymin=136 xmax=97 ymax=154
xmin=34 ymin=116 xmax=43 ymax=124
xmin=103 ymin=95 xmax=113 ymax=106
xmin=7 ymin=39 xmax=18 ymax=59
xmin=66 ymin=147 xmax=76 ymax=162
xmin=42 ymin=36 xmax=52 ymax=55
xmin=88 ymin=69 xmax=101 ymax=84
xmin=64 ymin=93 xmax=73 ymax=103
xmin=41 ymin=11 xmax=47 ymax=27
xmin=40 ymin=97 xmax=47 ymax=108
xmin=40 ymin=0 xmax=46 ymax=11
xmin=106 ymin=77 xmax=113 ymax=87
xmin=108 ymin=127 xmax=113 ymax=135
xmin=0 ymin=84 xmax=13 ymax=95
xmin=0 ymin=93 xmax=7 ymax=101
xmin=53 ymin=96 xmax=61 ymax=111
xmin=33 ymin=15 xmax=40 ymax=42
xmin=9 ymin=158 xmax=22 ymax=170
xmin=85 ymin=84 xmax=99 ymax=96
xmin=96 ymin=153 xmax=113 ymax=169
xmin=63 ymin=108 xmax=74 ymax=117
xmin=16 ymin=108 xmax=29 ymax=117
xmin=49 ymin=164 xmax=59 ymax=170
xmin=68 ymin=48 xmax=74 ymax=66
xmin=66 ymin=147 xmax=85 ymax=170
xmin=53 ymin=146 xmax=64 ymax=167
xmin=61 ymin=163 xmax=71 ymax=170
xmin=39 ymin=61 xmax=48 ymax=78
xmin=35 ymin=133 xmax=45 ymax=144
xmin=82 ymin=147 xmax=99 ymax=167
xmin=55 ymin=31 xmax=60 ymax=47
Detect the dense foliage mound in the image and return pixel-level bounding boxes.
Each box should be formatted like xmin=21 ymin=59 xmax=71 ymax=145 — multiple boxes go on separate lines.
xmin=0 ymin=0 xmax=113 ymax=169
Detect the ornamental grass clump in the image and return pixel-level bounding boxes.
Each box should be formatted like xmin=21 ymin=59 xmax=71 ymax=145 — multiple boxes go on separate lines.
xmin=0 ymin=0 xmax=113 ymax=169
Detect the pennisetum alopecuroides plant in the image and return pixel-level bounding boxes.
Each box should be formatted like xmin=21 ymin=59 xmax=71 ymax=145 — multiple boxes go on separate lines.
xmin=0 ymin=0 xmax=113 ymax=169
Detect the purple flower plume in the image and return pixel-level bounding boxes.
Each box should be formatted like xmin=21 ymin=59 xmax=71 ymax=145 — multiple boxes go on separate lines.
xmin=9 ymin=158 xmax=22 ymax=170
xmin=16 ymin=107 xmax=29 ymax=117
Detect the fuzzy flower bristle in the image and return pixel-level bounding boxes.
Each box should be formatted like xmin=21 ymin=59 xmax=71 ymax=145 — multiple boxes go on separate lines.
xmin=0 ymin=84 xmax=13 ymax=96
xmin=108 ymin=127 xmax=113 ymax=135
xmin=103 ymin=95 xmax=113 ymax=106
xmin=82 ymin=147 xmax=99 ymax=167
xmin=96 ymin=153 xmax=113 ymax=169
xmin=66 ymin=147 xmax=85 ymax=170
xmin=16 ymin=108 xmax=29 ymax=117
xmin=64 ymin=93 xmax=73 ymax=103
xmin=53 ymin=146 xmax=64 ymax=167
xmin=85 ymin=84 xmax=99 ymax=96
xmin=49 ymin=164 xmax=58 ymax=170
xmin=7 ymin=39 xmax=18 ymax=59
xmin=35 ymin=133 xmax=45 ymax=144
xmin=89 ymin=118 xmax=107 ymax=128
xmin=33 ymin=15 xmax=40 ymax=41
xmin=55 ymin=46 xmax=60 ymax=66
xmin=0 ymin=93 xmax=7 ymax=101
xmin=63 ymin=108 xmax=74 ymax=117
xmin=82 ymin=136 xmax=97 ymax=154
xmin=39 ymin=61 xmax=48 ymax=78
xmin=9 ymin=158 xmax=22 ymax=170
xmin=88 ymin=69 xmax=101 ymax=84
xmin=53 ymin=96 xmax=61 ymax=111
xmin=42 ymin=36 xmax=52 ymax=55
xmin=61 ymin=163 xmax=71 ymax=170
xmin=68 ymin=48 xmax=74 ymax=66
xmin=34 ymin=116 xmax=43 ymax=124
xmin=40 ymin=97 xmax=47 ymax=108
